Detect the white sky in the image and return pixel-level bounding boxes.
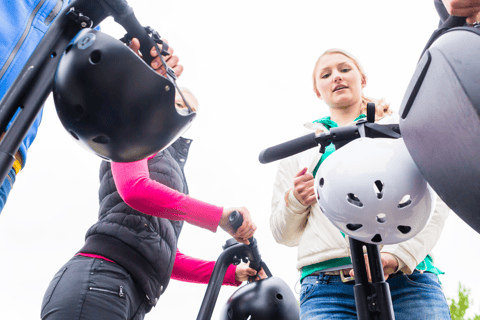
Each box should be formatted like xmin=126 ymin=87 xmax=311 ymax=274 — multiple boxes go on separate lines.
xmin=1 ymin=0 xmax=479 ymax=319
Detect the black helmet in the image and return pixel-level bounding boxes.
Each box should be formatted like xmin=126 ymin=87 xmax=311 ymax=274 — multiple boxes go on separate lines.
xmin=53 ymin=28 xmax=196 ymax=162
xmin=399 ymin=24 xmax=480 ymax=233
xmin=220 ymin=277 xmax=300 ymax=320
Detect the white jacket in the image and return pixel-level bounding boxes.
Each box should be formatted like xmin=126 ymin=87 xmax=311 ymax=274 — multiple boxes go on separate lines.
xmin=270 ymin=114 xmax=450 ymax=274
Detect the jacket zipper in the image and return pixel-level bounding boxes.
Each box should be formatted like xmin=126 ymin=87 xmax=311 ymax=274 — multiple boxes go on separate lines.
xmin=0 ymin=0 xmax=61 ymax=80
xmin=44 ymin=0 xmax=63 ymax=25
xmin=89 ymin=286 xmax=125 ymax=298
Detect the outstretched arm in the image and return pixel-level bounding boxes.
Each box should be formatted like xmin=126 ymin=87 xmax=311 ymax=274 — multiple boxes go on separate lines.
xmin=112 ymin=157 xmax=223 ymax=232
xmin=112 ymin=157 xmax=257 ymax=243
xmin=172 ymin=249 xmax=266 ymax=286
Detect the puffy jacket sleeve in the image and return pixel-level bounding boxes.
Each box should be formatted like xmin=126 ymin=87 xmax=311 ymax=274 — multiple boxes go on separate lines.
xmin=171 ymin=249 xmax=241 ymax=286
xmin=111 ymin=156 xmax=223 ymax=232
xmin=381 ymin=195 xmax=450 ymax=274
xmin=270 ymin=155 xmax=311 ymax=247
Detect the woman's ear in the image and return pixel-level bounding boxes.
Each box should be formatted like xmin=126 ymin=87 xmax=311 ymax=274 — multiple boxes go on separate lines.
xmin=314 ymin=87 xmax=322 ymax=100
xmin=361 ymin=75 xmax=367 ymax=88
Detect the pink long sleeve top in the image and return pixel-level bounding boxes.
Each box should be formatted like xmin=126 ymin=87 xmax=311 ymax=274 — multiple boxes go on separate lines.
xmin=102 ymin=154 xmax=238 ymax=286
xmin=111 ymin=154 xmax=223 ymax=232
xmin=172 ymin=249 xmax=241 ymax=286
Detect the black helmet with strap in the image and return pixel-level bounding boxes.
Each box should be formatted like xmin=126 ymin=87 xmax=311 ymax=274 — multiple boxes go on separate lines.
xmin=220 ymin=277 xmax=300 ymax=320
xmin=399 ymin=17 xmax=480 ymax=233
xmin=53 ymin=28 xmax=196 ymax=162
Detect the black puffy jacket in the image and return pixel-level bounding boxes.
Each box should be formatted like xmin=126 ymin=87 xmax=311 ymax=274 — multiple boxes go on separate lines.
xmin=79 ymin=137 xmax=192 ymax=307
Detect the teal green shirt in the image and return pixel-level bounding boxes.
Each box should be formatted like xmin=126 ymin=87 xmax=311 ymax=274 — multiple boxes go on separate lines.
xmin=301 ymin=115 xmax=444 ymax=283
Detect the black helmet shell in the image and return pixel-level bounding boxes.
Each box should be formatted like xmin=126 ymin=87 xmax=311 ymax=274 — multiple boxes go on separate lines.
xmin=399 ymin=26 xmax=480 ymax=233
xmin=221 ymin=277 xmax=300 ymax=320
xmin=53 ymin=28 xmax=196 ymax=162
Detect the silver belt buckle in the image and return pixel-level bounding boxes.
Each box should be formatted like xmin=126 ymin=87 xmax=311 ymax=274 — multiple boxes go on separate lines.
xmin=340 ymin=269 xmax=355 ymax=283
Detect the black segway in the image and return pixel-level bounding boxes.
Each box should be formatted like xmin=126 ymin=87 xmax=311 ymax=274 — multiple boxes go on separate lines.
xmin=197 ymin=210 xmax=300 ymax=320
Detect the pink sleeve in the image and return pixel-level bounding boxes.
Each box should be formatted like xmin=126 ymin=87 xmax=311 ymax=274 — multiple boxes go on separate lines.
xmin=111 ymin=156 xmax=223 ymax=232
xmin=171 ymin=249 xmax=241 ymax=286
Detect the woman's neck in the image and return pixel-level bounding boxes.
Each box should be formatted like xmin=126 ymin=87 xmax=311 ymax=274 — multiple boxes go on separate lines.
xmin=329 ymin=102 xmax=363 ymax=127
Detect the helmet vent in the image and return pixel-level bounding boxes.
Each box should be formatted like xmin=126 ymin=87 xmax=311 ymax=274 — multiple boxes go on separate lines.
xmin=346 ymin=223 xmax=363 ymax=231
xmin=92 ymin=135 xmax=110 ymax=144
xmin=397 ymin=225 xmax=412 ymax=234
xmin=373 ymin=180 xmax=384 ymax=199
xmin=319 ymin=177 xmax=325 ymax=188
xmin=347 ymin=193 xmax=363 ymax=207
xmin=376 ymin=213 xmax=387 ymax=223
xmin=276 ymin=293 xmax=283 ymax=300
xmin=398 ymin=195 xmax=412 ymax=208
xmin=371 ymin=234 xmax=382 ymax=243
xmin=89 ymin=50 xmax=102 ymax=64
xmin=65 ymin=44 xmax=73 ymax=54
xmin=69 ymin=131 xmax=79 ymax=140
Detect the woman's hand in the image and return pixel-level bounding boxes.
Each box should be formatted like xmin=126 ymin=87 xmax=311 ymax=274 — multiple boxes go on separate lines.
xmin=219 ymin=207 xmax=256 ymax=245
xmin=129 ymin=38 xmax=184 ymax=77
xmin=349 ymin=253 xmax=399 ymax=281
xmin=292 ymin=168 xmax=316 ymax=206
xmin=442 ymin=0 xmax=480 ymax=24
xmin=235 ymin=263 xmax=267 ymax=282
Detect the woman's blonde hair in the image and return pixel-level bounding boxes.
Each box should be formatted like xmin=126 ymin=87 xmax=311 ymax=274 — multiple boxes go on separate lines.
xmin=312 ymin=48 xmax=390 ymax=112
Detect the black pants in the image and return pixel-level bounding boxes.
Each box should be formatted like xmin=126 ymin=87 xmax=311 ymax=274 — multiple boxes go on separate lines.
xmin=41 ymin=255 xmax=149 ymax=320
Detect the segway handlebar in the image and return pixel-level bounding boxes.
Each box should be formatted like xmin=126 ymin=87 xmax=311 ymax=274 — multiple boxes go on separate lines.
xmin=196 ymin=211 xmax=272 ymax=320
xmin=259 ymin=121 xmax=401 ymax=164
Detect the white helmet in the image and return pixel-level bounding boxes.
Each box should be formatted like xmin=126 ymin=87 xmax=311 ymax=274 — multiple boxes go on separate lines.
xmin=314 ymin=138 xmax=435 ymax=245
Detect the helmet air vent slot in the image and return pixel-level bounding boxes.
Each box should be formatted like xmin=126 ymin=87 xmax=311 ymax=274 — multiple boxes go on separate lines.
xmin=347 ymin=193 xmax=363 ymax=207
xmin=89 ymin=50 xmax=102 ymax=64
xmin=397 ymin=225 xmax=412 ymax=234
xmin=69 ymin=131 xmax=79 ymax=140
xmin=398 ymin=195 xmax=412 ymax=208
xmin=371 ymin=234 xmax=382 ymax=243
xmin=346 ymin=223 xmax=363 ymax=231
xmin=319 ymin=177 xmax=325 ymax=188
xmin=276 ymin=293 xmax=283 ymax=300
xmin=92 ymin=135 xmax=110 ymax=144
xmin=374 ymin=180 xmax=384 ymax=199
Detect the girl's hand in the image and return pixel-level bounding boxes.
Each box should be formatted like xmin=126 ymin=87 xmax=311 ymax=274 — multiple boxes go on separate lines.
xmin=349 ymin=252 xmax=399 ymax=281
xmin=442 ymin=0 xmax=480 ymax=25
xmin=129 ymin=38 xmax=184 ymax=77
xmin=235 ymin=263 xmax=267 ymax=282
xmin=219 ymin=207 xmax=256 ymax=245
xmin=292 ymin=168 xmax=316 ymax=206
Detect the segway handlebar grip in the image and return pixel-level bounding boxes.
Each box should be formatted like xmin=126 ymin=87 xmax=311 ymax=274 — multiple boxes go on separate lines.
xmin=259 ymin=132 xmax=318 ymax=164
xmin=229 ymin=210 xmax=243 ymax=232
xmin=113 ymin=7 xmax=156 ymax=65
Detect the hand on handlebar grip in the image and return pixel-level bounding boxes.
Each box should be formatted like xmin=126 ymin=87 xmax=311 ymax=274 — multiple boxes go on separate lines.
xmin=235 ymin=263 xmax=267 ymax=283
xmin=219 ymin=208 xmax=256 ymax=245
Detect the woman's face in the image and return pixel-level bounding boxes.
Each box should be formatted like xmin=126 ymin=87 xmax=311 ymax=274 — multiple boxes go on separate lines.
xmin=313 ymin=53 xmax=366 ymax=109
xmin=175 ymin=91 xmax=198 ymax=113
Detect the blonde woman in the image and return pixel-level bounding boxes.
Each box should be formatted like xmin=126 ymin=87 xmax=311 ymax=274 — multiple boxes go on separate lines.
xmin=270 ymin=49 xmax=451 ymax=319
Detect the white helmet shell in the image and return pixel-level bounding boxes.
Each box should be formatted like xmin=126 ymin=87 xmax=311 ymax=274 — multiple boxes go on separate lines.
xmin=314 ymin=138 xmax=435 ymax=245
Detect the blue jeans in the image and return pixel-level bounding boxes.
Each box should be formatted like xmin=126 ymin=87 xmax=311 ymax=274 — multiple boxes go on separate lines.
xmin=0 ymin=167 xmax=16 ymax=213
xmin=300 ymin=270 xmax=451 ymax=320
